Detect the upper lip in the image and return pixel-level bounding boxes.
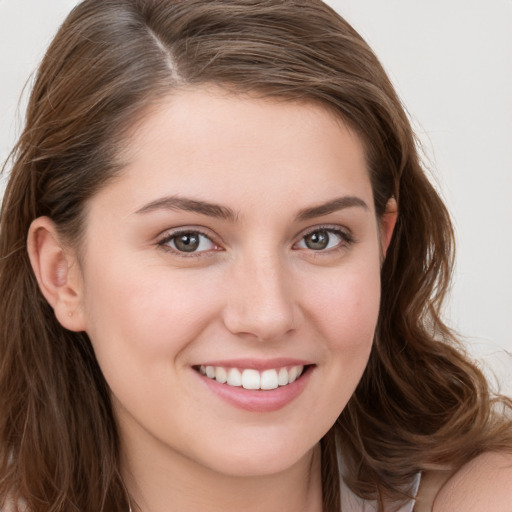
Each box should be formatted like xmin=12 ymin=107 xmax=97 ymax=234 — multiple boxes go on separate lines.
xmin=194 ymin=358 xmax=313 ymax=371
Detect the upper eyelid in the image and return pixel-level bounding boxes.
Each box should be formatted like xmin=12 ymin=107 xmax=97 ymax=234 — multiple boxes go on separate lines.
xmin=293 ymin=224 xmax=353 ymax=242
xmin=156 ymin=226 xmax=218 ymax=243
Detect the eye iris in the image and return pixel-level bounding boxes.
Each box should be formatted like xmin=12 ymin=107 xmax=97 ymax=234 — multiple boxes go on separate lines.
xmin=305 ymin=230 xmax=329 ymax=250
xmin=174 ymin=233 xmax=200 ymax=252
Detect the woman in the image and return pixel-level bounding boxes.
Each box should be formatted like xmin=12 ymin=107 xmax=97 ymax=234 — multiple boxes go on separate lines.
xmin=1 ymin=1 xmax=511 ymax=511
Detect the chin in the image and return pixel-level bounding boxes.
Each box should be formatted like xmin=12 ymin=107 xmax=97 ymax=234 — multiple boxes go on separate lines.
xmin=194 ymin=432 xmax=319 ymax=478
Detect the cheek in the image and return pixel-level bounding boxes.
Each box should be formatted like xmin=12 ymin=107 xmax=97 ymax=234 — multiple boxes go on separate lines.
xmin=305 ymin=262 xmax=381 ymax=351
xmin=288 ymin=263 xmax=380 ymax=440
xmin=303 ymin=258 xmax=379 ymax=389
xmin=80 ymin=251 xmax=222 ymax=372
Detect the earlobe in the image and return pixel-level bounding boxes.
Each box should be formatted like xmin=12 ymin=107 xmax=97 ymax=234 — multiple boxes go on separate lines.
xmin=380 ymin=198 xmax=398 ymax=257
xmin=27 ymin=217 xmax=86 ymax=332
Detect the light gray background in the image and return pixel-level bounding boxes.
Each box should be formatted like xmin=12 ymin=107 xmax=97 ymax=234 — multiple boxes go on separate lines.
xmin=1 ymin=1 xmax=511 ymax=367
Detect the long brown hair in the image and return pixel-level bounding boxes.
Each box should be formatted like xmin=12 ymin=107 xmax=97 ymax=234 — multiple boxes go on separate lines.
xmin=1 ymin=1 xmax=511 ymax=511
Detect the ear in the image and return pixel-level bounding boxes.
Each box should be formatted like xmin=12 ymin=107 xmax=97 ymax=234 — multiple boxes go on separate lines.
xmin=379 ymin=197 xmax=398 ymax=258
xmin=27 ymin=217 xmax=86 ymax=332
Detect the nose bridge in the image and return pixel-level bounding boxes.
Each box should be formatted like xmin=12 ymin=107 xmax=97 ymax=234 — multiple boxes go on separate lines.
xmin=223 ymin=247 xmax=298 ymax=341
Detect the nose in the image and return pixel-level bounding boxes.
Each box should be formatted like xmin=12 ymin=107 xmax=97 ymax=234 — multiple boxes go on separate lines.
xmin=222 ymin=252 xmax=300 ymax=341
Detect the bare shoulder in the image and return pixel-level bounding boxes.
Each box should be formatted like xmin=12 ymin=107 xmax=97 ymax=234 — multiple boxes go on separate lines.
xmin=432 ymin=451 xmax=512 ymax=512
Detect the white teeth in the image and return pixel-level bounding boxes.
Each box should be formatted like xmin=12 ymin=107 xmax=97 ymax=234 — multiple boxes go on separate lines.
xmin=242 ymin=369 xmax=260 ymax=390
xmin=277 ymin=367 xmax=288 ymax=386
xmin=260 ymin=369 xmax=279 ymax=390
xmin=199 ymin=364 xmax=305 ymax=390
xmin=227 ymin=368 xmax=242 ymax=387
xmin=215 ymin=366 xmax=227 ymax=383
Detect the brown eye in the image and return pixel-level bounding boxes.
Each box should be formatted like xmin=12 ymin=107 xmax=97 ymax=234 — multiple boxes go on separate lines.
xmin=304 ymin=230 xmax=330 ymax=250
xmin=173 ymin=232 xmax=200 ymax=252
xmin=160 ymin=231 xmax=217 ymax=254
xmin=295 ymin=228 xmax=351 ymax=252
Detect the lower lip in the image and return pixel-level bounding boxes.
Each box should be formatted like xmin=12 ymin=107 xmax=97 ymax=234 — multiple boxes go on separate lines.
xmin=196 ymin=366 xmax=313 ymax=412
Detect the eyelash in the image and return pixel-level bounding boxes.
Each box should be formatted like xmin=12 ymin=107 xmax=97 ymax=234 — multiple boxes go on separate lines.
xmin=156 ymin=225 xmax=355 ymax=257
xmin=157 ymin=228 xmax=220 ymax=258
xmin=294 ymin=225 xmax=355 ymax=254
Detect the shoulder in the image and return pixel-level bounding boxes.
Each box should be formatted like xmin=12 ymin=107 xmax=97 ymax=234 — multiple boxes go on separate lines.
xmin=431 ymin=451 xmax=512 ymax=512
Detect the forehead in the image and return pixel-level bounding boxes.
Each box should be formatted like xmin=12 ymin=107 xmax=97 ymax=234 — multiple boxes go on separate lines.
xmin=100 ymin=86 xmax=374 ymax=217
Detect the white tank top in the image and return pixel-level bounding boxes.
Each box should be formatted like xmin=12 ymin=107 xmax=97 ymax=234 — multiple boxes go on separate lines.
xmin=339 ymin=471 xmax=421 ymax=512
xmin=337 ymin=446 xmax=421 ymax=512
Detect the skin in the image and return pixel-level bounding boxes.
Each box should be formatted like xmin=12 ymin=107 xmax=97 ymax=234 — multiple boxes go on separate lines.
xmin=416 ymin=452 xmax=512 ymax=512
xmin=29 ymin=87 xmax=396 ymax=512
xmin=30 ymin=87 xmax=512 ymax=512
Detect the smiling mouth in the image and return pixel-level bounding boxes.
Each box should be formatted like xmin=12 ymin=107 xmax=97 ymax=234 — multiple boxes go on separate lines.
xmin=195 ymin=364 xmax=307 ymax=390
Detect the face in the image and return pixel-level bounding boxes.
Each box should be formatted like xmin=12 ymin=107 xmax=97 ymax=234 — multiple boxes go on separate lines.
xmin=73 ymin=87 xmax=394 ymax=478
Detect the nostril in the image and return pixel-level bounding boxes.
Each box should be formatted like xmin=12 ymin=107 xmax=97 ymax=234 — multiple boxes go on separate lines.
xmin=222 ymin=304 xmax=298 ymax=342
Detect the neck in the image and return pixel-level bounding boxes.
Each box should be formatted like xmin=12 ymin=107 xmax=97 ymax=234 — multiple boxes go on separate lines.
xmin=121 ymin=437 xmax=323 ymax=512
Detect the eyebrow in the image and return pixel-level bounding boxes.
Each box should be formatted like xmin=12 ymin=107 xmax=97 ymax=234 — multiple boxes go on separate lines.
xmin=296 ymin=196 xmax=369 ymax=221
xmin=134 ymin=194 xmax=368 ymax=222
xmin=135 ymin=195 xmax=238 ymax=221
